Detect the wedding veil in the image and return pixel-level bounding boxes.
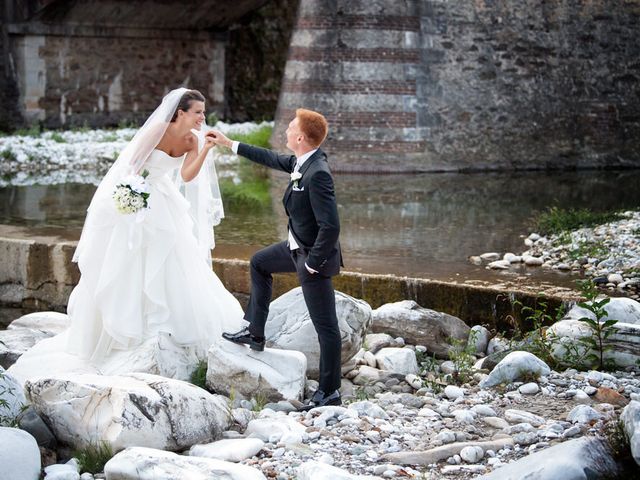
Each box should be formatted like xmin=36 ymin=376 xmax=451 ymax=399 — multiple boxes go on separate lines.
xmin=73 ymin=87 xmax=224 ymax=264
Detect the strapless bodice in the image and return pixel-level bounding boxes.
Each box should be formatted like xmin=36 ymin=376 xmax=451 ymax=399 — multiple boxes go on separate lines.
xmin=144 ymin=149 xmax=184 ymax=178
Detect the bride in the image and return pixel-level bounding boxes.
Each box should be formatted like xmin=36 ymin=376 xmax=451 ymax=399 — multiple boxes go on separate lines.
xmin=9 ymin=88 xmax=244 ymax=382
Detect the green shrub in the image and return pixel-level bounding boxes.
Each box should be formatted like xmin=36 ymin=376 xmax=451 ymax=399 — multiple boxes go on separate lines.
xmin=228 ymin=124 xmax=273 ymax=149
xmin=74 ymin=441 xmax=114 ymax=474
xmin=50 ymin=132 xmax=66 ymax=143
xmin=535 ymin=207 xmax=624 ymax=235
xmin=220 ymin=177 xmax=271 ymax=210
xmin=190 ymin=359 xmax=208 ymax=390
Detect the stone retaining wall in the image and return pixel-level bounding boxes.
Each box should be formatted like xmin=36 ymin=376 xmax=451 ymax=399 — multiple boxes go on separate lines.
xmin=0 ymin=225 xmax=578 ymax=330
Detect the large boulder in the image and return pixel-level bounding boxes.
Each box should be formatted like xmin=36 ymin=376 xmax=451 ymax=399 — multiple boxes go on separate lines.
xmin=8 ymin=331 xmax=202 ymax=385
xmin=0 ymin=312 xmax=70 ymax=369
xmin=104 ymin=446 xmax=267 ymax=480
xmin=563 ymin=297 xmax=640 ymax=325
xmin=25 ymin=372 xmax=232 ymax=451
xmin=475 ymin=436 xmax=621 ymax=479
xmin=374 ymin=348 xmax=419 ymax=375
xmin=621 ymin=400 xmax=640 ymax=467
xmin=264 ymin=288 xmax=372 ymax=377
xmin=8 ymin=311 xmax=70 ymax=334
xmin=371 ymin=301 xmax=470 ymax=358
xmin=0 ymin=365 xmax=26 ymax=420
xmin=206 ymin=340 xmax=306 ymax=401
xmin=548 ymin=319 xmax=640 ymax=368
xmin=480 ymin=351 xmax=550 ymax=388
xmin=0 ymin=427 xmax=41 ymax=480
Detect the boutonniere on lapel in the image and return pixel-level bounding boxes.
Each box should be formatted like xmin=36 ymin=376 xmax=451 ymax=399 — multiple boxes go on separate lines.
xmin=290 ymin=171 xmax=303 ymax=189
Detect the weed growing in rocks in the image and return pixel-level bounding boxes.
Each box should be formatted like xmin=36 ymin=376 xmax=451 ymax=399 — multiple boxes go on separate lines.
xmin=74 ymin=441 xmax=114 ymax=474
xmin=190 ymin=359 xmax=208 ymax=391
xmin=252 ymin=392 xmax=268 ymax=412
xmin=0 ymin=370 xmax=25 ymax=427
xmin=446 ymin=334 xmax=476 ymax=385
xmin=535 ymin=206 xmax=625 ymax=235
xmin=575 ymin=279 xmax=619 ymax=371
xmin=568 ymin=240 xmax=608 ymax=261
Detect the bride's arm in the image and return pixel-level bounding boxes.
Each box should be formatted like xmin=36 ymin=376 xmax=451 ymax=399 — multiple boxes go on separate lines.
xmin=180 ymin=134 xmax=215 ymax=182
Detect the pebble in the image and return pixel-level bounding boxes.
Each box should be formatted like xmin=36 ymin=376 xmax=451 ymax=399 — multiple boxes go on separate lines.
xmin=518 ymin=383 xmax=540 ymax=395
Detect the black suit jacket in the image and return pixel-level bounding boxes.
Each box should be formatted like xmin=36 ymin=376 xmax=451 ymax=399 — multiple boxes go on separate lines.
xmin=237 ymin=143 xmax=342 ymax=277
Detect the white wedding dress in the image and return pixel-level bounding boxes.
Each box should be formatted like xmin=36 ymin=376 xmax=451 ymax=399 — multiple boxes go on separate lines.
xmin=9 ymin=149 xmax=245 ymax=383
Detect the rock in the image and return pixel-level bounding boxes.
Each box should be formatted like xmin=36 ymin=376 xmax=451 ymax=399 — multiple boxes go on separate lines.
xmin=524 ymin=256 xmax=544 ymax=266
xmin=471 ymin=405 xmax=497 ymax=417
xmin=0 ymin=427 xmax=41 ymax=480
xmin=504 ymin=409 xmax=545 ymax=427
xmin=363 ymin=351 xmax=377 ymax=368
xmin=26 ymin=373 xmax=232 ymax=451
xmin=475 ymin=436 xmax=621 ymax=480
xmin=548 ymin=319 xmax=640 ymax=367
xmin=468 ymin=325 xmax=491 ymax=355
xmin=563 ymin=297 xmax=640 ymax=325
xmin=381 ymin=438 xmax=513 ymax=465
xmin=480 ymin=351 xmax=550 ymax=388
xmin=486 ymin=335 xmax=510 ymax=356
xmin=0 ymin=365 xmax=27 ymax=420
xmin=245 ymin=416 xmax=307 ymax=444
xmin=0 ymin=328 xmax=51 ymax=368
xmin=608 ymin=273 xmax=624 ymax=284
xmin=371 ymin=301 xmax=470 ymax=359
xmin=351 ymin=366 xmax=403 ymax=386
xmin=264 ymin=288 xmax=372 ymax=377
xmin=44 ymin=463 xmax=80 ymax=480
xmin=487 ymin=260 xmax=510 ymax=270
xmin=566 ymin=405 xmax=602 ymax=424
xmin=460 ymin=445 xmax=484 ymax=463
xmin=482 ymin=417 xmax=509 ymax=429
xmin=503 ymin=253 xmax=521 ymax=263
xmin=8 ymin=312 xmax=70 ymax=334
xmin=594 ymin=386 xmax=628 ymax=407
xmin=189 ymin=438 xmax=264 ymax=462
xmin=18 ymin=405 xmax=57 ymax=448
xmin=621 ymin=400 xmax=640 ymax=466
xmin=8 ymin=331 xmax=205 ymax=385
xmin=444 ymin=385 xmax=464 ymax=400
xmin=104 ymin=446 xmax=267 ymax=479
xmin=480 ymin=253 xmax=501 ymax=261
xmin=469 ymin=256 xmax=482 ymax=265
xmin=363 ymin=333 xmax=394 ymax=354
xmin=518 ymin=383 xmax=540 ymax=395
xmin=296 ymin=460 xmax=375 ymax=479
xmin=206 ymin=340 xmax=306 ymax=402
xmin=349 ymin=401 xmax=389 ymax=419
xmin=374 ymin=348 xmax=418 ymax=375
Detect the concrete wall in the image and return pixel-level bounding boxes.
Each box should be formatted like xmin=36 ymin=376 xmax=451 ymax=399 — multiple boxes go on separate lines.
xmin=274 ymin=0 xmax=640 ymax=171
xmin=0 ymin=225 xmax=577 ymax=331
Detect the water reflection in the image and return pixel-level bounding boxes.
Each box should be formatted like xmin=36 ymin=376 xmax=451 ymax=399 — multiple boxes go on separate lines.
xmin=1 ymin=170 xmax=639 ymax=285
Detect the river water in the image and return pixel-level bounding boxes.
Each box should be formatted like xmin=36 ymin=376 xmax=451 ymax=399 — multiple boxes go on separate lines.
xmin=1 ymin=169 xmax=639 ymax=289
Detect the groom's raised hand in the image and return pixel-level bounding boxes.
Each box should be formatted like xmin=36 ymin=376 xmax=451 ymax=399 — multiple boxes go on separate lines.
xmin=206 ymin=130 xmax=232 ymax=149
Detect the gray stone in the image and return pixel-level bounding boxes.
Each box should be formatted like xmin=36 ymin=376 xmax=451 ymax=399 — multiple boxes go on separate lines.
xmin=621 ymin=400 xmax=640 ymax=466
xmin=480 ymin=351 xmax=550 ymax=388
xmin=468 ymin=325 xmax=491 ymax=355
xmin=381 ymin=438 xmax=513 ymax=465
xmin=363 ymin=333 xmax=394 ymax=354
xmin=0 ymin=328 xmax=51 ymax=368
xmin=475 ymin=436 xmax=621 ymax=480
xmin=19 ymin=405 xmax=57 ymax=448
xmin=0 ymin=427 xmax=41 ymax=480
xmin=189 ymin=438 xmax=265 ymax=462
xmin=374 ymin=348 xmax=418 ymax=375
xmin=371 ymin=301 xmax=470 ymax=359
xmin=0 ymin=365 xmax=27 ymax=421
xmin=104 ymin=446 xmax=267 ymax=479
xmin=265 ymin=288 xmax=371 ymax=377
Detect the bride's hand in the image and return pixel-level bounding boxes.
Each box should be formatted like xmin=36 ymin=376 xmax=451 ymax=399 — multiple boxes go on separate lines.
xmin=206 ymin=130 xmax=232 ymax=149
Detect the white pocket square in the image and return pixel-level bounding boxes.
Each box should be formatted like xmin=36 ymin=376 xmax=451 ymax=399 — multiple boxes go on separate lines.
xmin=292 ymin=186 xmax=305 ymax=191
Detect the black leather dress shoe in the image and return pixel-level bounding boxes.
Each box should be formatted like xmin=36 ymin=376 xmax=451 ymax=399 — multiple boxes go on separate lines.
xmin=222 ymin=326 xmax=265 ymax=351
xmin=298 ymin=389 xmax=341 ymax=411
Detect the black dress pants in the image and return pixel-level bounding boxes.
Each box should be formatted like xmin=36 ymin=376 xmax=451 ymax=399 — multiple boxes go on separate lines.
xmin=244 ymin=241 xmax=342 ymax=393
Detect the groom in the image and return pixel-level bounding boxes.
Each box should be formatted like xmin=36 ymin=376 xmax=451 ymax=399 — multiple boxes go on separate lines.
xmin=208 ymin=109 xmax=343 ymax=409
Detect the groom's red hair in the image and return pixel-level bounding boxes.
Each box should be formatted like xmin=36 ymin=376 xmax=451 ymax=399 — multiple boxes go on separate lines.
xmin=296 ymin=108 xmax=328 ymax=148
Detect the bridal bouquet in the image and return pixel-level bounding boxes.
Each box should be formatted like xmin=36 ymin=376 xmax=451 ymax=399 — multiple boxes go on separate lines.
xmin=113 ymin=170 xmax=150 ymax=214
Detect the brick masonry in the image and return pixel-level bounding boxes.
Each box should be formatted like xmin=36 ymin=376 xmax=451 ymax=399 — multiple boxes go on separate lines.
xmin=273 ymin=0 xmax=640 ymax=171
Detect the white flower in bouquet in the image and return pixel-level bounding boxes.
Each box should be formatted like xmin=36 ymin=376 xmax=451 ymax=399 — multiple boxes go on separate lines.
xmin=113 ymin=170 xmax=150 ymax=215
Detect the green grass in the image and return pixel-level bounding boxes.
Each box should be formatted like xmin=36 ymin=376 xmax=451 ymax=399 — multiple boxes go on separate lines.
xmin=50 ymin=132 xmax=66 ymax=143
xmin=535 ymin=207 xmax=625 ymax=236
xmin=74 ymin=441 xmax=114 ymax=474
xmin=13 ymin=125 xmax=41 ymax=137
xmin=1 ymin=149 xmax=15 ymax=162
xmin=220 ymin=177 xmax=271 ymax=209
xmin=190 ymin=359 xmax=208 ymax=390
xmin=568 ymin=240 xmax=608 ymax=260
xmin=228 ymin=124 xmax=273 ymax=149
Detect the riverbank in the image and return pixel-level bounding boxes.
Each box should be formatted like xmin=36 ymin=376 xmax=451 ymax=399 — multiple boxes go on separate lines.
xmin=475 ymin=210 xmax=640 ymax=300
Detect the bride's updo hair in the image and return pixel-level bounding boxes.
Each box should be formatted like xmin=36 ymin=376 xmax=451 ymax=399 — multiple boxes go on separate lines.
xmin=171 ymin=89 xmax=205 ymax=122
